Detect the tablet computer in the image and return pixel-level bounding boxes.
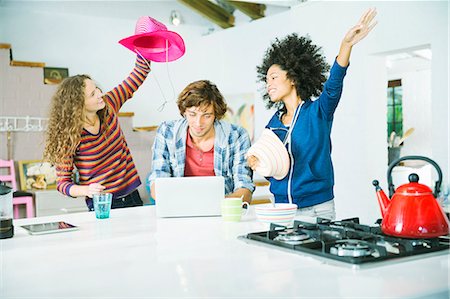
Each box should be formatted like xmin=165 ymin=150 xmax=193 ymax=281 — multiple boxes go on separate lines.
xmin=21 ymin=221 xmax=78 ymax=235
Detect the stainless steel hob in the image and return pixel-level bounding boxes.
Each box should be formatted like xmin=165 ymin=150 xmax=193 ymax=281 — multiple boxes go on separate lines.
xmin=240 ymin=218 xmax=450 ymax=265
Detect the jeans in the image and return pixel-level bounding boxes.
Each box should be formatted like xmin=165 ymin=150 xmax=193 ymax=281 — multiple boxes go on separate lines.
xmin=297 ymin=200 xmax=336 ymax=220
xmin=86 ymin=189 xmax=143 ymax=211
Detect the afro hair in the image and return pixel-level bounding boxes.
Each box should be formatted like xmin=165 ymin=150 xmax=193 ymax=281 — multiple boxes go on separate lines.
xmin=257 ymin=33 xmax=330 ymax=111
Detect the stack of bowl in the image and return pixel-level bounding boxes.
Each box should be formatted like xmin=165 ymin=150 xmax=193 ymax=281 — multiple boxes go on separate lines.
xmin=247 ymin=129 xmax=290 ymax=180
xmin=255 ymin=203 xmax=298 ymax=225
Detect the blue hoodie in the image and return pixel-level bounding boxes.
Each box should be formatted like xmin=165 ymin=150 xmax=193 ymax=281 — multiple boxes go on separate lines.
xmin=265 ymin=60 xmax=348 ymax=208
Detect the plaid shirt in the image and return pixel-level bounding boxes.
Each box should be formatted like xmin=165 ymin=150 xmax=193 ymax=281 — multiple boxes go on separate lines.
xmin=147 ymin=119 xmax=254 ymax=195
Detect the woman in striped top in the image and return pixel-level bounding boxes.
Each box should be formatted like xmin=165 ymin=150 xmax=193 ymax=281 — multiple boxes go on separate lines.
xmin=44 ymin=56 xmax=151 ymax=210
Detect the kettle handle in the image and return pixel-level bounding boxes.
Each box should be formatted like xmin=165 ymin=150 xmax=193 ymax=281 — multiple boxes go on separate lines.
xmin=387 ymin=155 xmax=442 ymax=198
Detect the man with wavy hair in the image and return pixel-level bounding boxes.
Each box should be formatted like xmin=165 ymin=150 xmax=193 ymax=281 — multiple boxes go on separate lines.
xmin=148 ymin=80 xmax=254 ymax=203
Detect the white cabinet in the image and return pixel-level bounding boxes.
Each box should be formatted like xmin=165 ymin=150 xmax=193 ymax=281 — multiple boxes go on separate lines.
xmin=34 ymin=190 xmax=88 ymax=217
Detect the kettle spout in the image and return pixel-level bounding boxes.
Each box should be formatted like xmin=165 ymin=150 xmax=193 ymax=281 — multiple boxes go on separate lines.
xmin=372 ymin=180 xmax=390 ymax=218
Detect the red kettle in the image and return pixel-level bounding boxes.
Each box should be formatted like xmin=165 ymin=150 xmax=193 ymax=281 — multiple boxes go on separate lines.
xmin=372 ymin=155 xmax=449 ymax=238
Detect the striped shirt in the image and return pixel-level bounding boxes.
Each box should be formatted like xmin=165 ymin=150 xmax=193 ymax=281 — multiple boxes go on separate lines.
xmin=56 ymin=57 xmax=151 ymax=199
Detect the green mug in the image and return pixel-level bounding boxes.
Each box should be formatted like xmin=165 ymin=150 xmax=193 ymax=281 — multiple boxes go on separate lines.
xmin=221 ymin=197 xmax=249 ymax=222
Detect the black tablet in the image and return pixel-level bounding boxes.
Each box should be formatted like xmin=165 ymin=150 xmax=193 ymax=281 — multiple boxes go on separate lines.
xmin=21 ymin=221 xmax=78 ymax=235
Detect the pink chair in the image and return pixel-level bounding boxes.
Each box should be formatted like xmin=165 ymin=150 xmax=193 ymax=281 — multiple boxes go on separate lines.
xmin=0 ymin=159 xmax=34 ymax=218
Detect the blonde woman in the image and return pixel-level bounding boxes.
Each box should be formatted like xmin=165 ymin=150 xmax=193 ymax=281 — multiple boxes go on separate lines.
xmin=44 ymin=56 xmax=151 ymax=210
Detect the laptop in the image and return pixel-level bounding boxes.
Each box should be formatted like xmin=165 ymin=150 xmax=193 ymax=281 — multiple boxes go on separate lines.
xmin=154 ymin=176 xmax=224 ymax=218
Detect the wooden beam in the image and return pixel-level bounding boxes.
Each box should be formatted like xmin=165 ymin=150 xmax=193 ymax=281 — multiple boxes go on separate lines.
xmin=226 ymin=1 xmax=265 ymax=20
xmin=178 ymin=0 xmax=235 ymax=29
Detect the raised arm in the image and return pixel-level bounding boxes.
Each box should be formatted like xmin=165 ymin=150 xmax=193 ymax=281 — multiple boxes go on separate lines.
xmin=104 ymin=55 xmax=151 ymax=112
xmin=336 ymin=8 xmax=377 ymax=67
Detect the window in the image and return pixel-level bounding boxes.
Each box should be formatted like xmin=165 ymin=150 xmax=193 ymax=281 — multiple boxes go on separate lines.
xmin=387 ymin=79 xmax=403 ymax=139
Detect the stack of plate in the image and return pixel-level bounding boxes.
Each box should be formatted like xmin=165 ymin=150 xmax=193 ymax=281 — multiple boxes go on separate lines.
xmin=247 ymin=129 xmax=290 ymax=180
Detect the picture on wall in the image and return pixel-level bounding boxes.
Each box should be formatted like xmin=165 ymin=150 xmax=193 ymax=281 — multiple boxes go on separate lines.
xmin=43 ymin=67 xmax=69 ymax=84
xmin=223 ymin=93 xmax=255 ymax=141
xmin=18 ymin=160 xmax=57 ymax=190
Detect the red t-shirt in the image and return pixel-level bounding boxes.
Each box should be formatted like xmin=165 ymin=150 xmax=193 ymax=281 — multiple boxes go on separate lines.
xmin=184 ymin=131 xmax=215 ymax=176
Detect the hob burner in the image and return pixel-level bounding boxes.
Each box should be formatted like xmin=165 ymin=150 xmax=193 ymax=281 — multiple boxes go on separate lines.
xmin=330 ymin=240 xmax=374 ymax=257
xmin=274 ymin=229 xmax=311 ymax=245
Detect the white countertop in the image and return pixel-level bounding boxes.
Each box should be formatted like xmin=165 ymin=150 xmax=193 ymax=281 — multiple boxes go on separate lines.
xmin=1 ymin=206 xmax=449 ymax=298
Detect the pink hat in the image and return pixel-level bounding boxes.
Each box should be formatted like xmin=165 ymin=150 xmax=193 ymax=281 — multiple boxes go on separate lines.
xmin=119 ymin=16 xmax=185 ymax=62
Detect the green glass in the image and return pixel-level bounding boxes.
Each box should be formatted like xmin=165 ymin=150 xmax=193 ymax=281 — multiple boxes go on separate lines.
xmin=93 ymin=193 xmax=112 ymax=219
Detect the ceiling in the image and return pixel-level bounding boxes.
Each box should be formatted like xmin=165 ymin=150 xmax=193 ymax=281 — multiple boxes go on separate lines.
xmin=234 ymin=0 xmax=303 ymax=6
xmin=177 ymin=0 xmax=306 ymax=29
xmin=0 ymin=0 xmax=306 ymax=32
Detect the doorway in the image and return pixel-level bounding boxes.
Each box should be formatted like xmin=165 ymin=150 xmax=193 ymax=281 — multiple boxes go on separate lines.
xmin=385 ymin=46 xmax=432 ymax=162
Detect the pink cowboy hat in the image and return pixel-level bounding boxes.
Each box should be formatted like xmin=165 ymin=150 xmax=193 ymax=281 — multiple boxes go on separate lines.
xmin=119 ymin=16 xmax=185 ymax=62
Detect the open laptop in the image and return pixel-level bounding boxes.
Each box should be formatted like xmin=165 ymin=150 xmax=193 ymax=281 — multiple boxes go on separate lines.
xmin=154 ymin=176 xmax=224 ymax=218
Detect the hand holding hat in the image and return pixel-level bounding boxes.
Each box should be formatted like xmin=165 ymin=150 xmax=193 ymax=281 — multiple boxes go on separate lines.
xmin=246 ymin=129 xmax=290 ymax=180
xmin=119 ymin=16 xmax=185 ymax=62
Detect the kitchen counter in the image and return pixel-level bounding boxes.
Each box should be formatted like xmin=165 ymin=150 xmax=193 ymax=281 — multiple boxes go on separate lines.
xmin=1 ymin=206 xmax=449 ymax=298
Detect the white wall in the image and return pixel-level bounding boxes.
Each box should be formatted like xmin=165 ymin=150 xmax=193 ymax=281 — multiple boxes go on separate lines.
xmin=395 ymin=69 xmax=432 ymax=157
xmin=1 ymin=1 xmax=448 ymax=223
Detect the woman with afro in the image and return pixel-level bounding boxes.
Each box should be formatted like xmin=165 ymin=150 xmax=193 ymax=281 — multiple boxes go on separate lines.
xmin=248 ymin=8 xmax=377 ymax=220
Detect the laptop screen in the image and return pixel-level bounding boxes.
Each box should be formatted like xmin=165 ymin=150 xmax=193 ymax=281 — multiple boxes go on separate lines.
xmin=154 ymin=176 xmax=225 ymax=218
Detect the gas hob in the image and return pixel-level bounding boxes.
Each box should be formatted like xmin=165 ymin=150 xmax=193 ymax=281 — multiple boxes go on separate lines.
xmin=240 ymin=218 xmax=450 ymax=266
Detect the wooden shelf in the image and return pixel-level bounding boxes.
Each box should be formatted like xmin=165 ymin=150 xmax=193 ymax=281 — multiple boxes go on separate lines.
xmin=132 ymin=126 xmax=158 ymax=132
xmin=250 ymin=197 xmax=272 ymax=205
xmin=0 ymin=43 xmax=11 ymax=49
xmin=10 ymin=60 xmax=45 ymax=68
xmin=254 ymin=179 xmax=269 ymax=187
xmin=118 ymin=112 xmax=135 ymax=117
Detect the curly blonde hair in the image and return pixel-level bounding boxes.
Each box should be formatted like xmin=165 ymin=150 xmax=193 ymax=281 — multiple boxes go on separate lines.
xmin=44 ymin=75 xmax=108 ymax=168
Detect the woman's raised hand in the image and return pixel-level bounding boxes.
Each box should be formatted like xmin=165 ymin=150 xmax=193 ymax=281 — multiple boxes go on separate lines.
xmin=343 ymin=8 xmax=378 ymax=46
